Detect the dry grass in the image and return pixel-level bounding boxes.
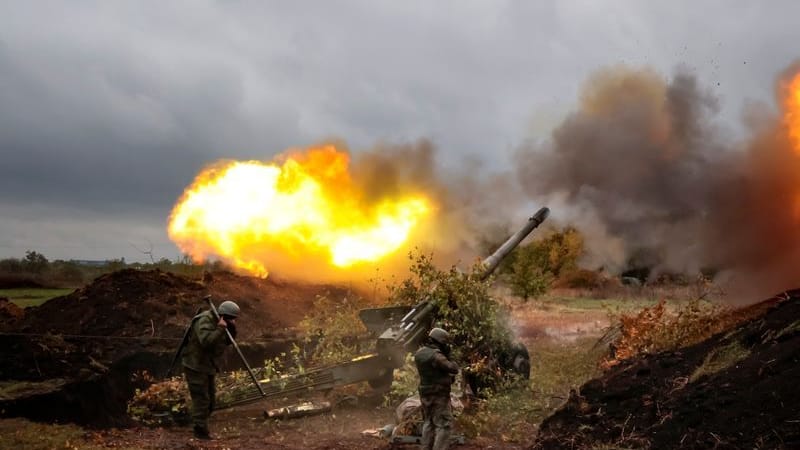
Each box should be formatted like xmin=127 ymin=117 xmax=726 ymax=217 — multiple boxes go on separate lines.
xmin=0 ymin=418 xmax=143 ymax=450
xmin=457 ymin=336 xmax=605 ymax=443
xmin=689 ymin=340 xmax=751 ymax=383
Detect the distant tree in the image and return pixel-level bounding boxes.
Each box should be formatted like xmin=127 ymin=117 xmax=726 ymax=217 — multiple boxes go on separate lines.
xmin=507 ymin=245 xmax=553 ymax=301
xmin=537 ymin=226 xmax=584 ymax=277
xmin=53 ymin=263 xmax=85 ymax=284
xmin=23 ymin=251 xmax=49 ymax=273
xmin=504 ymin=227 xmax=586 ymax=301
xmin=107 ymin=258 xmax=127 ymax=271
xmin=0 ymin=258 xmax=24 ymax=273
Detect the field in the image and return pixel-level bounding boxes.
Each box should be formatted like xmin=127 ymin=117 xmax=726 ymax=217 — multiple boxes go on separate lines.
xmin=0 ymin=288 xmax=75 ymax=308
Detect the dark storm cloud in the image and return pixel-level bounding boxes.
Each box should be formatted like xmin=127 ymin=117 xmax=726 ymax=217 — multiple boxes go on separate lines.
xmin=1 ymin=1 xmax=799 ymax=262
xmin=0 ymin=19 xmax=297 ymax=211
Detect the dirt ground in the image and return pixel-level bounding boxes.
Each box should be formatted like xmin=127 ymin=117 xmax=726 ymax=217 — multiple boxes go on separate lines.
xmin=68 ymin=399 xmax=532 ymax=450
xmin=0 ymin=269 xmax=604 ymax=449
xmin=0 ymin=269 xmax=358 ymax=426
xmin=7 ymin=268 xmax=798 ymax=449
xmin=533 ymin=290 xmax=800 ymax=449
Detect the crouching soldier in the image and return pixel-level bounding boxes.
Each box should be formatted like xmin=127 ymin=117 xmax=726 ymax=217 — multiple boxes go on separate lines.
xmin=181 ymin=300 xmax=240 ymax=440
xmin=414 ymin=327 xmax=459 ymax=450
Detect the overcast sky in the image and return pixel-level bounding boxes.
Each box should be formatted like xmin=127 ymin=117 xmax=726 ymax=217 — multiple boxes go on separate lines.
xmin=1 ymin=1 xmax=798 ymax=262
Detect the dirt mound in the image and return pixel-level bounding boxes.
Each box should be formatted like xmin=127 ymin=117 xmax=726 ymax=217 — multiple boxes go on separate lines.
xmin=5 ymin=269 xmax=352 ymax=340
xmin=534 ymin=289 xmax=800 ymax=449
xmin=10 ymin=269 xmax=205 ymax=339
xmin=0 ymin=298 xmax=23 ymax=324
xmin=0 ymin=269 xmax=355 ymax=426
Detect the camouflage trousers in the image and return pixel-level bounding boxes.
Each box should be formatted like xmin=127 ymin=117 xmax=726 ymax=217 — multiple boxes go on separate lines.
xmin=420 ymin=393 xmax=452 ymax=450
xmin=184 ymin=367 xmax=216 ymax=431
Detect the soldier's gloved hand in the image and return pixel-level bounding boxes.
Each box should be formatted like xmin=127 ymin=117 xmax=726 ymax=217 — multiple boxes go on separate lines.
xmin=441 ymin=343 xmax=452 ymax=358
xmin=225 ymin=321 xmax=237 ymax=342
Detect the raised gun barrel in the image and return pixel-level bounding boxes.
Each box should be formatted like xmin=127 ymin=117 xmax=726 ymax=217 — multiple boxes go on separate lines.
xmin=479 ymin=207 xmax=550 ymax=280
xmin=214 ymin=207 xmax=551 ymax=409
xmin=365 ymin=207 xmax=550 ymax=361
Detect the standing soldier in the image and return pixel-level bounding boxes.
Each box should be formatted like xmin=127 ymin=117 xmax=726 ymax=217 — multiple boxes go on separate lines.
xmin=181 ymin=300 xmax=240 ymax=440
xmin=414 ymin=327 xmax=459 ymax=450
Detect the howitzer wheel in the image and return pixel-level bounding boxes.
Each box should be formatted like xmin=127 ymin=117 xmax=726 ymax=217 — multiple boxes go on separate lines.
xmin=508 ymin=344 xmax=531 ymax=379
xmin=367 ymin=369 xmax=393 ymax=392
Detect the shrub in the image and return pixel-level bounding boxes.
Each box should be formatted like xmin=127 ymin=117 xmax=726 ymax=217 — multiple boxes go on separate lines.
xmin=502 ymin=226 xmax=585 ymax=300
xmin=298 ymin=294 xmax=374 ymax=365
xmin=554 ymin=268 xmax=608 ymax=289
xmin=603 ymin=298 xmax=736 ymax=367
xmin=507 ymin=246 xmax=553 ymax=301
xmin=387 ymin=252 xmax=518 ymax=391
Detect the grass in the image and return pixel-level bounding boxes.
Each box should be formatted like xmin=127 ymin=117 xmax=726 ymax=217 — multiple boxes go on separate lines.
xmin=457 ymin=336 xmax=605 ymax=442
xmin=689 ymin=340 xmax=751 ymax=383
xmin=0 ymin=288 xmax=74 ymax=307
xmin=0 ymin=379 xmax=68 ymax=401
xmin=537 ymin=294 xmax=658 ymax=311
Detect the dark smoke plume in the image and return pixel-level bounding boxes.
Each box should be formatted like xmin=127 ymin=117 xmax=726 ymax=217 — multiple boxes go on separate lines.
xmin=349 ymin=139 xmax=526 ymax=269
xmin=516 ymin=64 xmax=800 ymax=300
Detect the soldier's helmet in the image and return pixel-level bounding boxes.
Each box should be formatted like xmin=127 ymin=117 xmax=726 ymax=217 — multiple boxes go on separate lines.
xmin=428 ymin=327 xmax=451 ymax=346
xmin=218 ymin=301 xmax=240 ymax=318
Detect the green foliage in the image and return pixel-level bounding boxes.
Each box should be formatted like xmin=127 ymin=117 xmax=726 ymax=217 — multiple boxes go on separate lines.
xmin=507 ymin=248 xmax=553 ymax=301
xmin=298 ymin=294 xmax=373 ymax=365
xmin=689 ymin=340 xmax=750 ymax=383
xmin=387 ymin=252 xmax=515 ymax=374
xmin=384 ymin=354 xmax=420 ymax=405
xmin=503 ymin=227 xmax=585 ymax=300
xmin=129 ymin=353 xmax=304 ymax=424
xmin=457 ymin=336 xmax=605 ymax=442
xmin=127 ymin=376 xmax=190 ymax=425
xmin=0 ymin=288 xmax=74 ymax=308
xmin=0 ymin=250 xmax=233 ymax=292
xmin=23 ymin=251 xmax=49 ymax=273
xmin=535 ymin=226 xmax=584 ymax=277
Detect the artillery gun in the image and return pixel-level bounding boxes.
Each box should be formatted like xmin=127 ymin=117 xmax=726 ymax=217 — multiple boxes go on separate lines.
xmin=215 ymin=207 xmax=550 ymax=410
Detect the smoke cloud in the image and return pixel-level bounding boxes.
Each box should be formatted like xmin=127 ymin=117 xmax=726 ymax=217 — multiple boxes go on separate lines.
xmin=516 ymin=64 xmax=800 ymax=300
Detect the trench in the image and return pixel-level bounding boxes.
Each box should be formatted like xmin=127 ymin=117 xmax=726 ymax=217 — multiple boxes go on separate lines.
xmin=0 ymin=339 xmax=295 ymax=428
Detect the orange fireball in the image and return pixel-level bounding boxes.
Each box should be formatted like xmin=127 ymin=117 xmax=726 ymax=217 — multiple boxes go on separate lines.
xmin=168 ymin=145 xmax=431 ymax=276
xmin=785 ymin=72 xmax=800 ymax=153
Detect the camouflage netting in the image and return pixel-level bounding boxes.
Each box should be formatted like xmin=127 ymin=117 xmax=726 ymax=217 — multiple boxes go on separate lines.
xmin=387 ymin=253 xmax=524 ymax=393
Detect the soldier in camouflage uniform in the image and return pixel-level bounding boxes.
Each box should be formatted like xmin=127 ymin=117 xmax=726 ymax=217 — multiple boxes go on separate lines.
xmin=181 ymin=300 xmax=240 ymax=440
xmin=414 ymin=327 xmax=459 ymax=450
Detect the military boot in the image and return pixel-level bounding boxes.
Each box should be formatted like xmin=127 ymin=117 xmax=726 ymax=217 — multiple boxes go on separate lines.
xmin=193 ymin=425 xmax=212 ymax=440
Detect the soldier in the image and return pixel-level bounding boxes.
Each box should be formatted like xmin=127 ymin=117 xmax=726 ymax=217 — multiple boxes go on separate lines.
xmin=181 ymin=300 xmax=240 ymax=440
xmin=414 ymin=327 xmax=459 ymax=450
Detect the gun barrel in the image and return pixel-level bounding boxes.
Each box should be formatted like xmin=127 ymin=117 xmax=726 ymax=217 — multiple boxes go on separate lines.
xmin=480 ymin=207 xmax=550 ymax=279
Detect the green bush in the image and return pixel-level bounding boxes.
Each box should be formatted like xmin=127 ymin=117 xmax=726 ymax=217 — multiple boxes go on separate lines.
xmin=298 ymin=294 xmax=374 ymax=365
xmin=387 ymin=252 xmax=516 ymax=381
xmin=503 ymin=226 xmax=585 ymax=300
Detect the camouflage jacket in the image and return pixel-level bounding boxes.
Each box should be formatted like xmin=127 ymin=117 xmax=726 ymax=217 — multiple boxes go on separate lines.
xmin=414 ymin=344 xmax=459 ymax=396
xmin=181 ymin=310 xmax=228 ymax=375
